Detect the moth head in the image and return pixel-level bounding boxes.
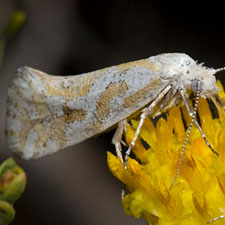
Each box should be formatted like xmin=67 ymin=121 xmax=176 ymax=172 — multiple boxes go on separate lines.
xmin=150 ymin=53 xmax=224 ymax=98
xmin=189 ymin=65 xmax=225 ymax=98
xmin=163 ymin=54 xmax=223 ymax=98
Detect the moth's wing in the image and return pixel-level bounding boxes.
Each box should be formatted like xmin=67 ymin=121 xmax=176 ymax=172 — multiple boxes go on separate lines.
xmin=5 ymin=67 xmax=96 ymax=159
xmin=5 ymin=59 xmax=167 ymax=160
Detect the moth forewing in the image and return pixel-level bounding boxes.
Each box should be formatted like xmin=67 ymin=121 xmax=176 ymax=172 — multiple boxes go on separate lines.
xmin=6 ymin=58 xmax=167 ymax=159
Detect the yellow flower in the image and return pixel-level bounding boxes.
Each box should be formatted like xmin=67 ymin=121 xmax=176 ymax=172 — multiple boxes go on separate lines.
xmin=107 ymin=81 xmax=225 ymax=225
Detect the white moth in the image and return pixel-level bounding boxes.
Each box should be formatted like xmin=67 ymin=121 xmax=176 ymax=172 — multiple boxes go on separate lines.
xmin=5 ymin=53 xmax=225 ymax=167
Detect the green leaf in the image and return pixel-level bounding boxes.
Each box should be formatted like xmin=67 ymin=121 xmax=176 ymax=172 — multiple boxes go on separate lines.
xmin=0 ymin=200 xmax=15 ymax=225
xmin=0 ymin=158 xmax=17 ymax=180
xmin=0 ymin=158 xmax=26 ymax=203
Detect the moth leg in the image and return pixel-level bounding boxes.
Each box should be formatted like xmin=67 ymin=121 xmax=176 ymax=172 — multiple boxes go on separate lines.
xmin=180 ymin=89 xmax=218 ymax=156
xmin=159 ymin=90 xmax=175 ymax=107
xmin=156 ymin=88 xmax=177 ymax=117
xmin=211 ymin=96 xmax=225 ymax=120
xmin=215 ymin=93 xmax=225 ymax=110
xmin=112 ymin=120 xmax=127 ymax=200
xmin=214 ymin=94 xmax=225 ymax=120
xmin=112 ymin=119 xmax=127 ymax=164
xmin=112 ymin=119 xmax=127 ymax=199
xmin=207 ymin=215 xmax=225 ymax=224
xmin=170 ymin=86 xmax=201 ymax=190
xmin=124 ymin=85 xmax=172 ymax=168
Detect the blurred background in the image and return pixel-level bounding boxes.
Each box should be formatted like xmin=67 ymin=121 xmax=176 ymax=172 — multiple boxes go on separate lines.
xmin=0 ymin=0 xmax=225 ymax=225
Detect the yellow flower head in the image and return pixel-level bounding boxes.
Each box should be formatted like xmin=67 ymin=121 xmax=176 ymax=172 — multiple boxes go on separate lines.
xmin=107 ymin=81 xmax=225 ymax=225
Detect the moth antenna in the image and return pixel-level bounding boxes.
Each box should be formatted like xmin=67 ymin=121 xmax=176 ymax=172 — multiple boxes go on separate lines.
xmin=169 ymin=86 xmax=201 ymax=190
xmin=207 ymin=215 xmax=225 ymax=224
xmin=215 ymin=67 xmax=225 ymax=73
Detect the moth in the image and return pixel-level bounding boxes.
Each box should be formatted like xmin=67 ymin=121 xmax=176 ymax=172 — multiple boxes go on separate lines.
xmin=5 ymin=53 xmax=225 ymax=172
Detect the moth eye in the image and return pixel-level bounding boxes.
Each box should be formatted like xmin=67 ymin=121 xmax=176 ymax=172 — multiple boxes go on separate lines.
xmin=191 ymin=80 xmax=199 ymax=93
